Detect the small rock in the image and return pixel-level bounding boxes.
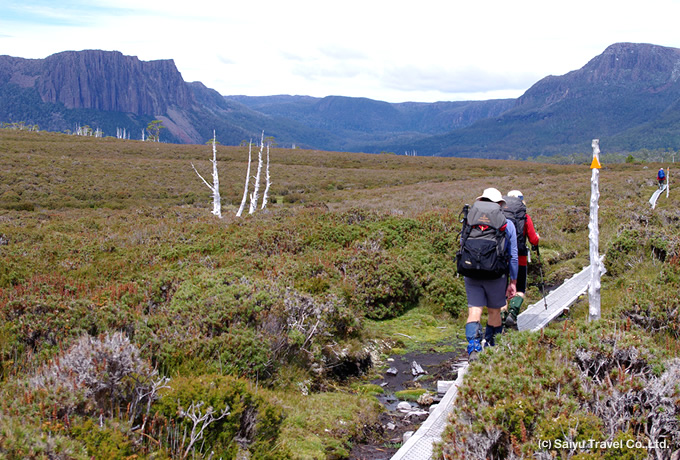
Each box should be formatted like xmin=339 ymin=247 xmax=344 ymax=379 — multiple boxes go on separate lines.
xmin=429 ymin=403 xmax=439 ymax=413
xmin=411 ymin=360 xmax=427 ymax=376
xmin=403 ymin=431 xmax=414 ymax=443
xmin=404 ymin=409 xmax=429 ymax=418
xmin=386 ymin=366 xmax=398 ymax=376
xmin=397 ymin=401 xmax=412 ymax=412
xmin=386 ymin=422 xmax=396 ymax=431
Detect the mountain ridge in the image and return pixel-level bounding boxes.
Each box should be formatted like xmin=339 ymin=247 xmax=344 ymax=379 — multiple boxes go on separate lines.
xmin=385 ymin=42 xmax=680 ymax=158
xmin=3 ymin=43 xmax=680 ymax=156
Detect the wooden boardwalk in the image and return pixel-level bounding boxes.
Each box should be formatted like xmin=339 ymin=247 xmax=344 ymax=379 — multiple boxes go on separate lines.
xmin=390 ymin=364 xmax=468 ymax=460
xmin=518 ymin=264 xmax=605 ymax=332
xmin=649 ymin=184 xmax=667 ymax=209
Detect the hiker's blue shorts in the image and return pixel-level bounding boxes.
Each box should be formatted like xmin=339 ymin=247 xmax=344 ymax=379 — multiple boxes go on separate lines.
xmin=464 ymin=275 xmax=507 ymax=309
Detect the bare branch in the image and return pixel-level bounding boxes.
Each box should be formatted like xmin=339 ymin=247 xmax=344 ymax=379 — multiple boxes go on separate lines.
xmin=179 ymin=401 xmax=230 ymax=459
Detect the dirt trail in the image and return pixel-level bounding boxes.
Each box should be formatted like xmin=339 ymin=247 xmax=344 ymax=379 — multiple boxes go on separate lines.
xmin=349 ymin=346 xmax=467 ymax=459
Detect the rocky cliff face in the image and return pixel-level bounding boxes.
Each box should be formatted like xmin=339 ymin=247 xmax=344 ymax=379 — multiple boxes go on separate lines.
xmin=517 ymin=42 xmax=680 ymax=109
xmin=0 ymin=50 xmax=193 ymax=117
xmin=34 ymin=50 xmax=194 ymax=116
xmin=0 ymin=50 xmax=218 ymax=143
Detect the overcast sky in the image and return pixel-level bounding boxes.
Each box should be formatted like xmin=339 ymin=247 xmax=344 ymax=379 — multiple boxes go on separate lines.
xmin=3 ymin=0 xmax=680 ymax=103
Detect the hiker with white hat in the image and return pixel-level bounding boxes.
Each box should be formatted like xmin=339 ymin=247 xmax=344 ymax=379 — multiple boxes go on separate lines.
xmin=501 ymin=190 xmax=541 ymax=329
xmin=456 ymin=188 xmax=518 ymax=360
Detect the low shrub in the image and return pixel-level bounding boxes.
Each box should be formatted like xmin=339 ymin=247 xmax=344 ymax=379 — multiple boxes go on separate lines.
xmin=29 ymin=331 xmax=164 ymax=421
xmin=0 ymin=416 xmax=88 ymax=459
xmin=341 ymin=249 xmax=421 ymax=320
xmin=439 ymin=324 xmax=680 ymax=459
xmin=152 ymin=374 xmax=289 ymax=459
xmin=423 ymin=268 xmax=467 ymax=317
xmin=68 ymin=418 xmax=137 ymax=458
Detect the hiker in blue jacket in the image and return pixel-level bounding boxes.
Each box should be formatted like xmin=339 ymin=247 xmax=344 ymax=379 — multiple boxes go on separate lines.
xmin=658 ymin=168 xmax=666 ymax=189
xmin=460 ymin=188 xmax=518 ymax=360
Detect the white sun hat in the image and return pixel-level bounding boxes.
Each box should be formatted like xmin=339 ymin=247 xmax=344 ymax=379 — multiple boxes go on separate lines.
xmin=507 ymin=190 xmax=523 ymax=200
xmin=476 ymin=187 xmax=505 ymax=205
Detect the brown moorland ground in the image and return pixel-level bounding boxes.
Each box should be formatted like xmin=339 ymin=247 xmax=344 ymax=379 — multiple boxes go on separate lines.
xmin=1 ymin=129 xmax=679 ymax=459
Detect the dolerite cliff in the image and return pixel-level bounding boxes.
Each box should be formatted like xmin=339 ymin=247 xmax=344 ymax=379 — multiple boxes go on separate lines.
xmin=0 ymin=50 xmax=256 ymax=144
xmin=37 ymin=50 xmax=192 ymax=115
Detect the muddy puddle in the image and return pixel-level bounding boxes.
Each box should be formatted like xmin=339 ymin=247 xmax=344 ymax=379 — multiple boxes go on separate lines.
xmin=348 ymin=345 xmax=468 ymax=460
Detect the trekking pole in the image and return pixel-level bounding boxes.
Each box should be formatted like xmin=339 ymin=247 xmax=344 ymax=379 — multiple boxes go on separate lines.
xmin=534 ymin=245 xmax=548 ymax=310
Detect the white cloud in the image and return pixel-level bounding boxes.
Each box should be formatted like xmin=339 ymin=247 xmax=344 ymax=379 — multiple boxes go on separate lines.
xmin=3 ymin=0 xmax=680 ymax=102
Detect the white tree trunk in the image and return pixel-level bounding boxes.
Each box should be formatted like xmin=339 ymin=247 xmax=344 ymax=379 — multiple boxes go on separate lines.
xmin=210 ymin=131 xmax=221 ymax=217
xmin=249 ymin=131 xmax=264 ymax=214
xmin=236 ymin=140 xmax=253 ymax=217
xmin=191 ymin=131 xmax=222 ymax=218
xmin=261 ymin=142 xmax=271 ymax=209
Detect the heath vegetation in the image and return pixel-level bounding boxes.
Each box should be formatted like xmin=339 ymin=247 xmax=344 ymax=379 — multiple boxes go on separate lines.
xmin=0 ymin=129 xmax=678 ymax=459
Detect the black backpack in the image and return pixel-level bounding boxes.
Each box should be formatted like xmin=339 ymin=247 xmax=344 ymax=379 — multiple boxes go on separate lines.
xmin=456 ymin=200 xmax=509 ymax=279
xmin=502 ymin=196 xmax=527 ymax=253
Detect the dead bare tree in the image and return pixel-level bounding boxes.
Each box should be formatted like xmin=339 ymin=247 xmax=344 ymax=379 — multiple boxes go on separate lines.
xmin=261 ymin=141 xmax=271 ymax=209
xmin=237 ymin=130 xmax=273 ymax=217
xmin=236 ymin=140 xmax=253 ymax=217
xmin=191 ymin=131 xmax=222 ymax=218
xmin=249 ymin=131 xmax=265 ymax=214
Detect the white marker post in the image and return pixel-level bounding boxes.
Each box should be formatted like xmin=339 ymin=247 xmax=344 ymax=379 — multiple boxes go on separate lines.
xmin=588 ymin=139 xmax=602 ymax=321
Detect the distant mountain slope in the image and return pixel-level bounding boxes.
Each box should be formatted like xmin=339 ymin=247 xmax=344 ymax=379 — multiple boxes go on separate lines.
xmin=390 ymin=43 xmax=680 ymax=157
xmin=228 ymin=94 xmax=515 ymax=151
xmin=230 ymin=95 xmax=514 ymax=134
xmin=0 ymin=50 xmax=513 ymax=150
xmin=3 ymin=44 xmax=680 ymax=157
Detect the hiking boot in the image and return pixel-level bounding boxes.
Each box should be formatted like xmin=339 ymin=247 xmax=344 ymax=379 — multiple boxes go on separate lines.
xmin=467 ymin=339 xmax=482 ymax=355
xmin=505 ymin=295 xmax=523 ymax=330
xmin=467 ymin=337 xmax=482 ymax=361
xmin=465 ymin=321 xmax=483 ymax=361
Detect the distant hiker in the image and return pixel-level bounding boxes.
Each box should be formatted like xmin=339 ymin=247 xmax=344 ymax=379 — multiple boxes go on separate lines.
xmin=502 ymin=190 xmax=540 ymax=330
xmin=658 ymin=168 xmax=666 ymax=189
xmin=456 ymin=188 xmax=518 ymax=361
